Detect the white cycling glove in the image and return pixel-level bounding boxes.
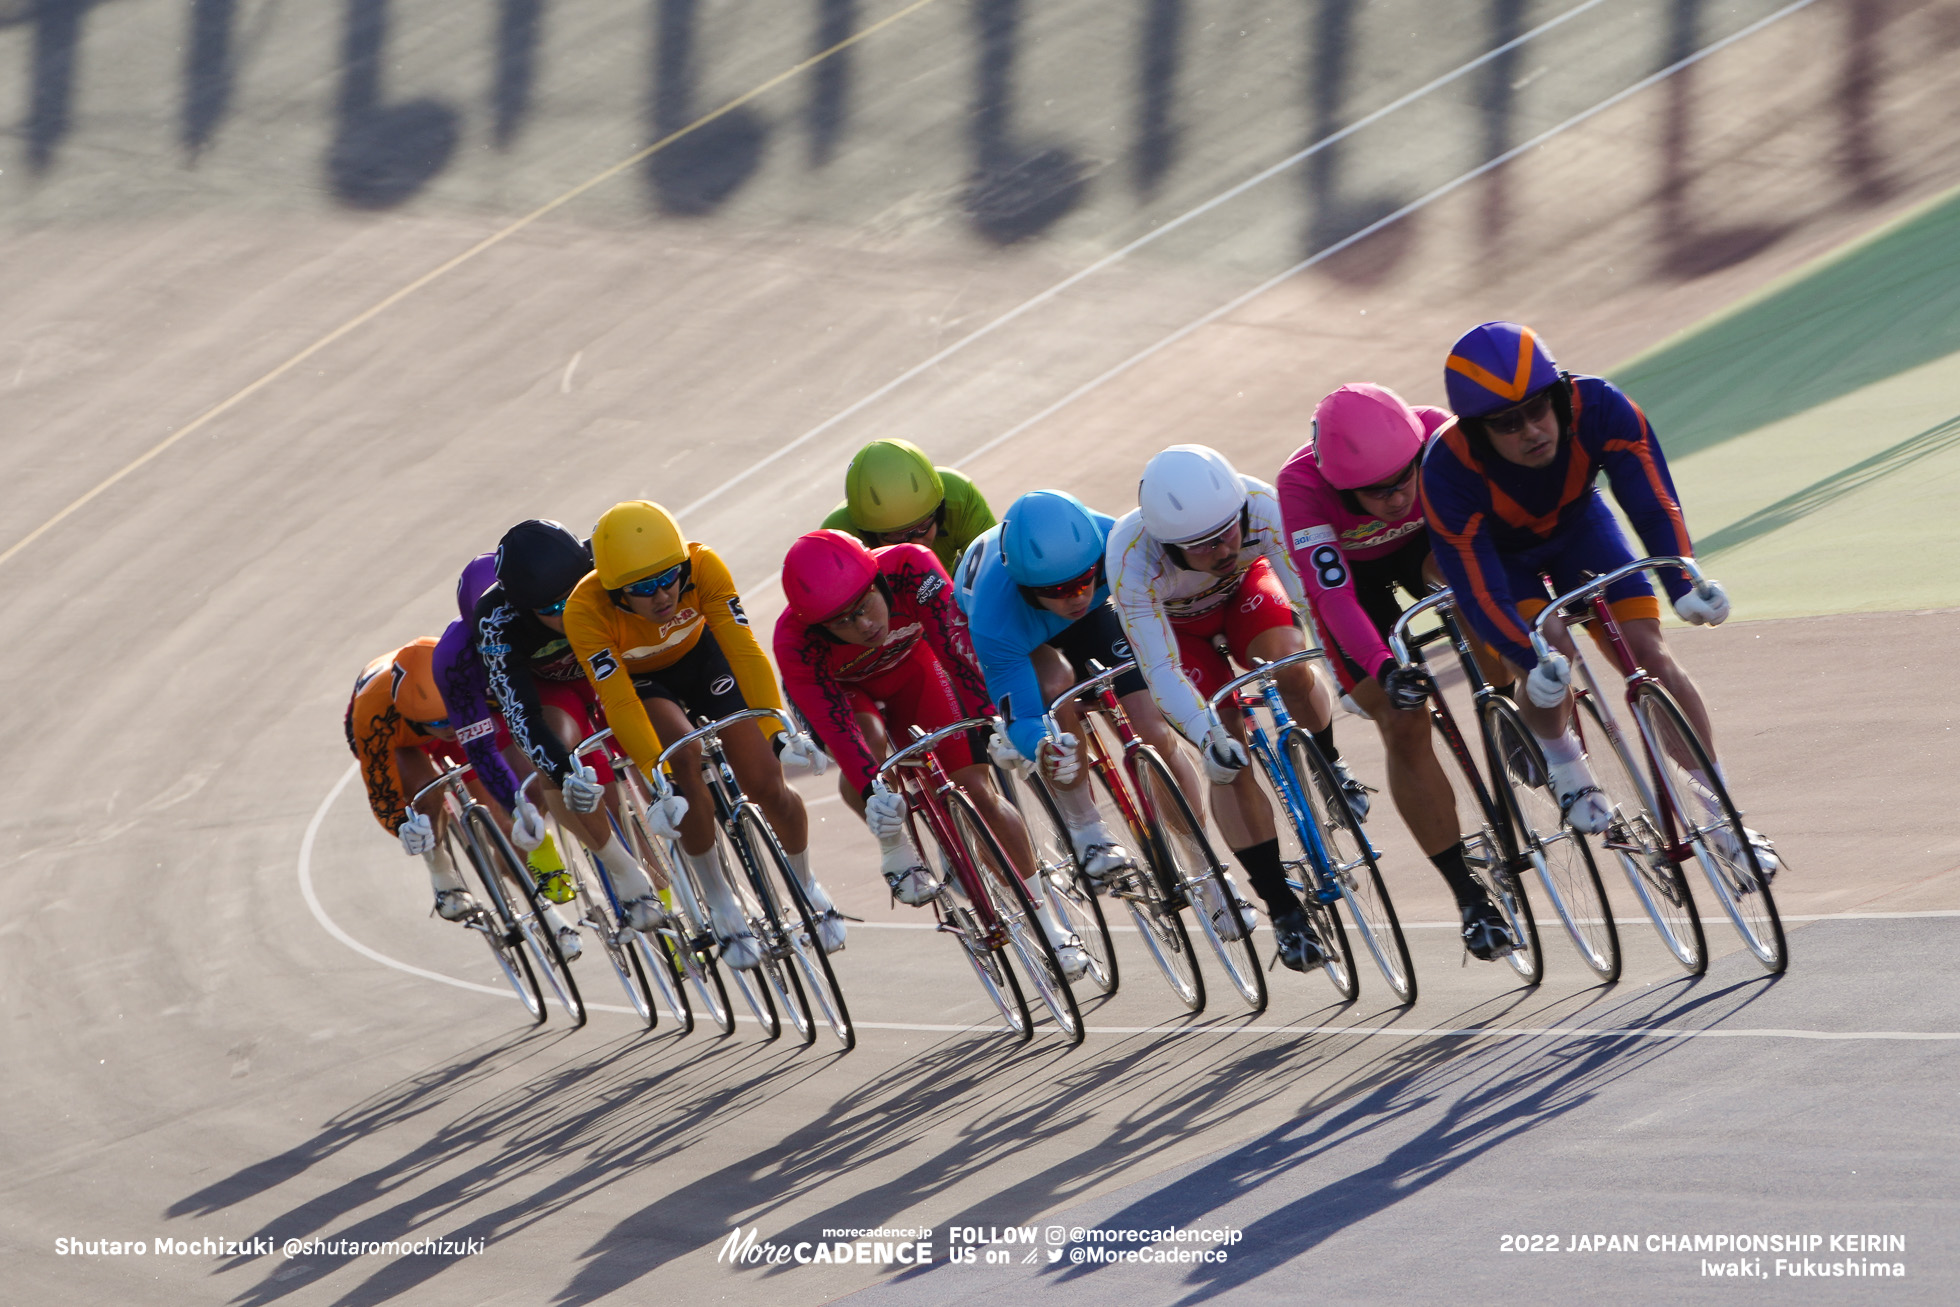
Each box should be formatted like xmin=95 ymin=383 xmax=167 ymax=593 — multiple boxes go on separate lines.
xmin=647 ymin=793 xmax=689 ymax=841
xmin=987 ymin=730 xmax=1033 ymax=777
xmin=1526 ymin=651 xmax=1573 ymax=708
xmin=776 ymin=730 xmax=829 ymax=776
xmin=1673 ymin=579 xmax=1731 ymax=627
xmin=1200 ymin=721 xmax=1249 ymax=786
xmin=865 ymin=785 xmax=909 ymax=841
xmin=560 ymin=763 xmax=604 ymax=814
xmin=510 ymin=799 xmax=546 ymax=853
xmin=1037 ymin=732 xmax=1082 ymax=786
xmin=398 ymin=811 xmax=437 ymax=857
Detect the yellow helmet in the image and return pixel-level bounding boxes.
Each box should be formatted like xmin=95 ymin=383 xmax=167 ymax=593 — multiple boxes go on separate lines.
xmin=844 ymin=439 xmax=944 ymax=533
xmin=592 ymin=500 xmax=686 ymax=589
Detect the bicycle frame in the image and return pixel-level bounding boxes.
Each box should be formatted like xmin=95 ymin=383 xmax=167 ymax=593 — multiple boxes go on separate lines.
xmin=875 ymin=716 xmax=1008 ymax=948
xmin=651 ymin=708 xmax=800 ymax=927
xmin=1041 ymin=660 xmax=1175 ymax=899
xmin=1528 ymin=555 xmax=1710 ymax=866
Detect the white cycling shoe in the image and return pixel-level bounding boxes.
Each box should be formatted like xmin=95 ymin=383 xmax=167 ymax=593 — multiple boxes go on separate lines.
xmin=1707 ymin=825 xmax=1780 ymax=880
xmin=1195 ymin=876 xmax=1254 ymax=942
xmin=1068 ymin=826 xmax=1135 ymax=885
xmin=1041 ymin=927 xmax=1090 ymax=982
xmin=433 ymin=888 xmax=478 ymax=922
xmin=541 ymin=903 xmax=583 ymax=962
xmin=621 ymin=894 xmax=668 ymax=934
xmin=881 ymin=841 xmax=939 ymax=906
xmin=716 ymin=924 xmax=763 ymax=971
xmin=1547 ymin=758 xmax=1612 ymax=834
xmin=814 ymin=909 xmax=848 ymax=954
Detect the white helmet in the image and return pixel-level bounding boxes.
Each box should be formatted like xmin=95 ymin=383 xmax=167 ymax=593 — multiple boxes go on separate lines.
xmin=1138 ymin=445 xmax=1247 ymax=544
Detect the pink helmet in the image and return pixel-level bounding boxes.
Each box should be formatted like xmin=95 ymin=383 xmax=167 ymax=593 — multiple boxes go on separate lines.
xmin=1311 ymin=383 xmax=1425 ymax=490
xmin=783 ymin=530 xmax=879 ymax=625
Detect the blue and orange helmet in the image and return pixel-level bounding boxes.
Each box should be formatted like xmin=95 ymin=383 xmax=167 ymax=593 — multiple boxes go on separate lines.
xmin=1444 ymin=322 xmax=1561 ymax=418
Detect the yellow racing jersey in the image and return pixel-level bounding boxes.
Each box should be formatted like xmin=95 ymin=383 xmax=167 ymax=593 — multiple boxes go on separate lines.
xmin=563 ymin=542 xmax=789 ymax=780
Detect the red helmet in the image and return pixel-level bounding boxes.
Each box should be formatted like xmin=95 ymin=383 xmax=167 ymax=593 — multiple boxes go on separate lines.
xmin=1311 ymin=383 xmax=1425 ymax=490
xmin=783 ymin=530 xmax=879 ymax=625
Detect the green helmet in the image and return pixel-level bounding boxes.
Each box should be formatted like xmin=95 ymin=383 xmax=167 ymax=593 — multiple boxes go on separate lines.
xmin=844 ymin=439 xmax=945 ymax=533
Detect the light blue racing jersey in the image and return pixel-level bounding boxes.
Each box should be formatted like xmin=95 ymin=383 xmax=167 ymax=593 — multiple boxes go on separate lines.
xmin=954 ymin=514 xmax=1117 ymax=760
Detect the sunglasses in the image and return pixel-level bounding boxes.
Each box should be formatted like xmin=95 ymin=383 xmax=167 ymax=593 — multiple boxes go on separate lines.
xmin=1029 ymin=564 xmax=1100 ymax=601
xmin=623 ymin=562 xmax=686 ymax=597
xmin=1481 ymin=388 xmax=1557 ymax=437
xmin=1353 ymin=456 xmax=1420 ymax=499
xmin=533 ymin=598 xmax=568 ymax=617
xmin=876 ymin=514 xmax=937 ymax=544
xmin=1180 ymin=521 xmax=1240 ymax=552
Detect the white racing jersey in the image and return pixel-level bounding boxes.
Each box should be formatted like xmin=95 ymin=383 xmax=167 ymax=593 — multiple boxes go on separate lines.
xmin=1105 ymin=475 xmax=1312 ymax=744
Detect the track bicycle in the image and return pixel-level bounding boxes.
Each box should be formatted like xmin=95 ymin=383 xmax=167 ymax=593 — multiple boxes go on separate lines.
xmin=650 ymin=709 xmax=856 ymax=1051
xmin=1040 ymin=661 xmax=1206 ymax=1013
xmin=560 ymin=728 xmax=732 ymax=1036
xmin=875 ymin=717 xmax=1085 ymax=1046
xmin=1386 ymin=592 xmax=1547 ymax=984
xmin=407 ymin=762 xmax=586 ymax=1027
xmin=1531 ymin=556 xmax=1782 ymax=973
xmin=1211 ymin=649 xmax=1414 ymax=1004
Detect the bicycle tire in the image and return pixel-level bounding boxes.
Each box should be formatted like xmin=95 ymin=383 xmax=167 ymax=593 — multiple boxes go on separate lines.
xmin=466 ymin=806 xmax=585 ymax=1027
xmin=719 ymin=820 xmax=812 ymax=1046
xmin=1246 ymin=728 xmax=1356 ymax=1000
xmin=655 ymin=854 xmax=737 ymax=1037
xmin=736 ymin=805 xmax=856 ymax=1052
xmin=1133 ymin=747 xmax=1267 ymax=1013
xmin=948 ymin=789 xmax=1084 ymax=1045
xmin=559 ymin=827 xmax=666 ymax=1032
xmin=449 ymin=824 xmax=546 ymax=1023
xmin=1287 ymin=730 xmax=1416 ymax=1004
xmin=911 ymin=797 xmax=1032 ymax=1041
xmin=1083 ymin=719 xmax=1204 ymax=1012
xmin=1017 ymin=771 xmax=1118 ymax=996
xmin=1573 ymin=690 xmax=1706 ymax=974
xmin=1633 ymin=684 xmax=1786 ymax=973
xmin=1482 ymin=697 xmax=1621 ymax=983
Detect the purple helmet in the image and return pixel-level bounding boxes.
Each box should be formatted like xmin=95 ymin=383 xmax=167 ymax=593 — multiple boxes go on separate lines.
xmin=456 ymin=551 xmax=498 ymax=622
xmin=1444 ymin=322 xmax=1560 ymax=418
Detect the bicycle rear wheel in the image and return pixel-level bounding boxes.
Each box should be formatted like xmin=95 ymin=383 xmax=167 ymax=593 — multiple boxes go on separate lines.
xmin=467 ymin=807 xmax=585 ymax=1027
xmin=1014 ymin=771 xmax=1117 ymax=996
xmin=913 ymin=801 xmax=1032 ymax=1041
xmin=1633 ymin=684 xmax=1786 ymax=973
xmin=948 ymin=790 xmax=1084 ymax=1046
xmin=1134 ymin=747 xmax=1266 ymax=1013
xmin=1574 ymin=689 xmax=1706 ymax=975
xmin=1288 ymin=730 xmax=1415 ymax=1004
xmin=1083 ymin=720 xmax=1203 ymax=1012
xmin=737 ymin=805 xmax=856 ymax=1052
xmin=450 ymin=825 xmax=546 ymax=1023
xmin=1483 ymin=697 xmax=1620 ymax=982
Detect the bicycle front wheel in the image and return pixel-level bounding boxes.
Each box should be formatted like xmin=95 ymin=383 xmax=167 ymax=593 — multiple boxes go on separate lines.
xmin=1134 ymin=747 xmax=1266 ymax=1013
xmin=948 ymin=790 xmax=1084 ymax=1047
xmin=1574 ymin=690 xmax=1706 ymax=974
xmin=1288 ymin=730 xmax=1415 ymax=1004
xmin=1083 ymin=720 xmax=1203 ymax=1012
xmin=1483 ymin=697 xmax=1620 ymax=982
xmin=450 ymin=825 xmax=546 ymax=1023
xmin=1633 ymin=684 xmax=1786 ymax=973
xmin=467 ymin=807 xmax=585 ymax=1027
xmin=1016 ymin=772 xmax=1117 ymax=996
xmin=736 ymin=806 xmax=856 ymax=1052
xmin=913 ymin=801 xmax=1031 ymax=1040
xmin=656 ymin=851 xmax=736 ymax=1037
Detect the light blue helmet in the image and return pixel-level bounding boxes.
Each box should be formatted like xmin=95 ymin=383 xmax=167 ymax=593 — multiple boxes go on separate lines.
xmin=998 ymin=490 xmax=1105 ymax=588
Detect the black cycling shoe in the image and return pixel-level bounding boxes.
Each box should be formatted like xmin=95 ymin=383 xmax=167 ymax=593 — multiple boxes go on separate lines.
xmin=1460 ymin=897 xmax=1514 ymax=961
xmin=1272 ymin=908 xmax=1325 ymax=973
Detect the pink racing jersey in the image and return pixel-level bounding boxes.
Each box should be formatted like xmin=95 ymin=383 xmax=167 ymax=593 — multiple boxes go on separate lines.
xmin=1276 ymin=405 xmax=1450 ymax=682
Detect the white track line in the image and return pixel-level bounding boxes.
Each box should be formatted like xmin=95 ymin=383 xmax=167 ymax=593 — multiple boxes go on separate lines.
xmin=677 ymin=0 xmax=1621 ymax=519
xmin=957 ymin=0 xmax=1824 ymax=466
xmin=302 ymin=762 xmax=1960 ymax=1042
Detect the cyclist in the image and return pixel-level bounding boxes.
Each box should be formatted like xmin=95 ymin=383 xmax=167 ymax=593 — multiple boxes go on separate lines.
xmin=1424 ymin=321 xmax=1776 ymax=871
xmin=775 ymin=528 xmax=1089 ymax=980
xmin=565 ymin=501 xmax=845 ymax=967
xmin=822 ymin=438 xmax=996 ymax=573
xmin=1108 ymin=444 xmax=1367 ymax=972
xmin=476 ymin=520 xmax=669 ymax=935
xmin=953 ymin=490 xmax=1214 ymax=892
xmin=344 ymin=635 xmax=581 ymax=956
xmin=1277 ymin=383 xmax=1514 ymax=959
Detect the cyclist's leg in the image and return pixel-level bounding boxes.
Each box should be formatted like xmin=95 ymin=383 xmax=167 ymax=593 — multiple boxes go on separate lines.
xmin=1120 ymin=687 xmax=1204 ymax=812
xmin=395 ymin=745 xmax=475 ymax=918
xmin=1620 ymin=617 xmax=1715 ymax=750
xmin=1037 ymin=617 xmax=1149 ymax=870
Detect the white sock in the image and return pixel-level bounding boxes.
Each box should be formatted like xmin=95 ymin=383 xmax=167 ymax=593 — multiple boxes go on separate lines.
xmin=1051 ymin=778 xmax=1099 ymax=827
xmin=1533 ymin=729 xmax=1583 ymax=766
xmin=782 ymin=845 xmax=834 ymax=912
xmin=423 ymin=847 xmax=466 ymax=894
xmin=597 ymin=835 xmax=654 ymax=900
xmin=686 ymin=846 xmax=743 ymax=924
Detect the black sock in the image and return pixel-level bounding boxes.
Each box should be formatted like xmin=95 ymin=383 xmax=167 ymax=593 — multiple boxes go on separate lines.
xmin=1311 ymin=726 xmax=1340 ymax=764
xmin=1429 ymin=843 xmax=1483 ymax=910
xmin=1233 ymin=838 xmax=1295 ymax=917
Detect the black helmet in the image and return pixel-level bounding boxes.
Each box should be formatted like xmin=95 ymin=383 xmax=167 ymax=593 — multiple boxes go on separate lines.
xmin=494 ymin=519 xmax=592 ymax=611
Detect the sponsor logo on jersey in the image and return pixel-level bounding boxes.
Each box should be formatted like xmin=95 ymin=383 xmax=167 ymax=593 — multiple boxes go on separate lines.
xmin=710 ymin=674 xmax=736 ymax=696
xmin=457 ymin=718 xmax=497 ymax=743
xmin=726 ymin=597 xmax=749 ymax=627
xmin=1113 ymin=639 xmax=1132 ymax=658
xmin=1340 ymin=518 xmax=1422 ymax=547
xmin=916 ymin=574 xmax=945 ymax=603
xmin=1291 ymin=524 xmax=1337 ymax=551
xmin=589 ymin=649 xmax=619 ymax=680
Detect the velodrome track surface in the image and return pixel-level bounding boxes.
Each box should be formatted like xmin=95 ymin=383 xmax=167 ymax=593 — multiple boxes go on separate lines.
xmin=4 ymin=2 xmax=1960 ymax=1303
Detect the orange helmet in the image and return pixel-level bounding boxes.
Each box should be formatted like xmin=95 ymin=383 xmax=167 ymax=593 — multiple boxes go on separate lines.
xmin=390 ymin=637 xmax=448 ymax=724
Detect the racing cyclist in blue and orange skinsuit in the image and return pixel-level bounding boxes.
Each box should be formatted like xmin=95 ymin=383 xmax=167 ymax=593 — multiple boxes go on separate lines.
xmin=1421 ymin=321 xmax=1777 ymax=872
